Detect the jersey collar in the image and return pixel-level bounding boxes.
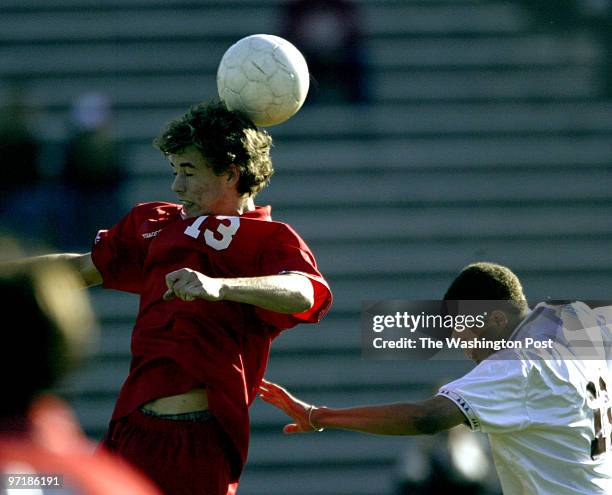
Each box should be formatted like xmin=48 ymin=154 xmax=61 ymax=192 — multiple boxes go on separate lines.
xmin=508 ymin=303 xmax=559 ymax=341
xmin=242 ymin=205 xmax=272 ymax=221
xmin=179 ymin=205 xmax=272 ymax=221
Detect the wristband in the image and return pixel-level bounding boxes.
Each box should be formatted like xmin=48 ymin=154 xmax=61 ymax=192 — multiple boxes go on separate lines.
xmin=308 ymin=405 xmax=324 ymax=432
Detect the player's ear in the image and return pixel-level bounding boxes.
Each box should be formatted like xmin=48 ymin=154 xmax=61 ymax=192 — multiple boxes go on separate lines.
xmin=226 ymin=164 xmax=240 ymax=186
xmin=490 ymin=310 xmax=508 ymax=331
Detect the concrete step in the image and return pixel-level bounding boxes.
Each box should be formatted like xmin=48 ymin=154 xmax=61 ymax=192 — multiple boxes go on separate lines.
xmin=58 ymin=351 xmax=470 ymax=396
xmin=0 ymin=32 xmax=597 ymax=78
xmin=24 ymin=101 xmax=612 ymax=143
xmin=311 ymin=237 xmax=612 ymax=275
xmin=375 ymin=66 xmax=597 ymax=101
xmin=0 ymin=3 xmax=527 ymax=44
xmin=127 ymin=134 xmax=612 ymax=176
xmin=3 ymin=66 xmax=599 ymax=143
xmin=327 ymin=272 xmax=612 ymax=313
xmin=273 ymin=205 xmax=612 ymax=243
xmin=238 ymin=463 xmax=398 ymax=495
xmin=124 ymin=166 xmax=612 ymax=208
xmin=247 ymin=430 xmax=409 ymax=466
xmin=370 ymin=33 xmax=599 ymax=68
xmin=64 ymin=386 xmax=451 ymax=435
xmin=96 ymin=314 xmax=361 ymax=359
xmin=0 ymin=0 xmax=497 ymax=11
xmin=85 ymin=261 xmax=612 ymax=319
xmin=0 ymin=8 xmax=275 ymax=43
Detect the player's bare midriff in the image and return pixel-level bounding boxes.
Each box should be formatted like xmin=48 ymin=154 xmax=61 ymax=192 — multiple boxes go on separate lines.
xmin=141 ymin=388 xmax=208 ymax=414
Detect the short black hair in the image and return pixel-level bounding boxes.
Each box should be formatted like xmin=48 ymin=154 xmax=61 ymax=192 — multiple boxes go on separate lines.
xmin=444 ymin=262 xmax=528 ymax=315
xmin=153 ymin=100 xmax=273 ymax=196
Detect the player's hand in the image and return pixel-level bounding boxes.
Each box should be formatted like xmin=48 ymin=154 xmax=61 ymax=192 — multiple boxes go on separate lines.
xmin=259 ymin=379 xmax=318 ymax=434
xmin=163 ymin=268 xmax=223 ymax=302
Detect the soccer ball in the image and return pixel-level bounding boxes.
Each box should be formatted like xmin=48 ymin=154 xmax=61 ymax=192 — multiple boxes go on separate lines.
xmin=216 ymin=34 xmax=310 ymax=127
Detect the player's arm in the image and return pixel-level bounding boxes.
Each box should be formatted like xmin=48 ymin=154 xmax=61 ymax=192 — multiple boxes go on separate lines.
xmin=259 ymin=379 xmax=466 ymax=435
xmin=2 ymin=253 xmax=102 ymax=288
xmin=163 ymin=268 xmax=314 ymax=314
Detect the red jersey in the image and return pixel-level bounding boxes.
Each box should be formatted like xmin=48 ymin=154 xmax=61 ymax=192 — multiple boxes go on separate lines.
xmin=91 ymin=202 xmax=332 ymax=478
xmin=0 ymin=396 xmax=161 ymax=495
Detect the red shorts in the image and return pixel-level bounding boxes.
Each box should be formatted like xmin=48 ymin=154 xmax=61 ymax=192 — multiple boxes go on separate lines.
xmin=101 ymin=409 xmax=238 ymax=495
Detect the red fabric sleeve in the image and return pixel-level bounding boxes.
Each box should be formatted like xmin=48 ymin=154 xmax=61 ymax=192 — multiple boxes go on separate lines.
xmin=255 ymin=224 xmax=332 ymax=329
xmin=91 ymin=207 xmax=145 ymax=294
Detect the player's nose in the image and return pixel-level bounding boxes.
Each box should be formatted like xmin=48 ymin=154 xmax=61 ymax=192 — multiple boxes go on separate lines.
xmin=171 ymin=173 xmax=186 ymax=192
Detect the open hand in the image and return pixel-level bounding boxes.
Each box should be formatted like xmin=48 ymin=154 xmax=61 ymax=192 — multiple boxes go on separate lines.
xmin=259 ymin=379 xmax=318 ymax=433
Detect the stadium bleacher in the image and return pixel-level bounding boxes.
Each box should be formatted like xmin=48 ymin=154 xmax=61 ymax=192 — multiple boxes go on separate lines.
xmin=1 ymin=1 xmax=611 ymax=493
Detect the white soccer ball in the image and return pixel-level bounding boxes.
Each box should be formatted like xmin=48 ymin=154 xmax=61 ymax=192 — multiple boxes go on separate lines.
xmin=217 ymin=34 xmax=310 ymax=127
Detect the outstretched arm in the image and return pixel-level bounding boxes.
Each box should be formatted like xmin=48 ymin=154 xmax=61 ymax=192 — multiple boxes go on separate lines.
xmin=163 ymin=268 xmax=314 ymax=314
xmin=2 ymin=253 xmax=102 ymax=288
xmin=259 ymin=379 xmax=466 ymax=435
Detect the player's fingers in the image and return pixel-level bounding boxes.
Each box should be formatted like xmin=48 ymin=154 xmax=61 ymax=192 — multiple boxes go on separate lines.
xmin=174 ymin=288 xmax=196 ymax=301
xmin=260 ymin=380 xmax=290 ymax=399
xmin=259 ymin=388 xmax=286 ymax=406
xmin=283 ymin=423 xmax=300 ymax=434
xmin=165 ymin=268 xmax=194 ymax=289
xmin=261 ymin=379 xmax=283 ymax=390
xmin=164 ymin=285 xmax=197 ymax=302
xmin=170 ymin=276 xmax=192 ymax=292
xmin=186 ymin=281 xmax=205 ymax=297
xmin=259 ymin=381 xmax=277 ymax=394
xmin=165 ymin=270 xmax=183 ymax=288
xmin=258 ymin=391 xmax=281 ymax=407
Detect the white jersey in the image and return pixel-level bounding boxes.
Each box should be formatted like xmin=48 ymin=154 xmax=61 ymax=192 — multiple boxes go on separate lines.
xmin=437 ymin=302 xmax=612 ymax=494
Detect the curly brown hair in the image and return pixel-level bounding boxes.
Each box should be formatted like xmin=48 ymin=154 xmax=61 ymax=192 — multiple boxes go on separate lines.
xmin=153 ymin=100 xmax=274 ymax=195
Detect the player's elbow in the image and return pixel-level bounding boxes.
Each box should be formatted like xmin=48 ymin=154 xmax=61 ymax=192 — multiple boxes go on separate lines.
xmin=411 ymin=404 xmax=448 ymax=435
xmin=413 ymin=414 xmax=446 ymax=435
xmin=285 ymin=274 xmax=314 ymax=313
xmin=290 ymin=290 xmax=314 ymax=313
xmin=410 ymin=397 xmax=463 ymax=435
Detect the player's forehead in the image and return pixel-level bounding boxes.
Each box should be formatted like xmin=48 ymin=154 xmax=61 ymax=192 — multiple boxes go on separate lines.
xmin=168 ymin=145 xmax=210 ymax=169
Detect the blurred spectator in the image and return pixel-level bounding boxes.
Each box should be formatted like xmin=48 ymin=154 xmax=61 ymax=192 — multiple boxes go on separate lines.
xmin=579 ymin=0 xmax=612 ymax=97
xmin=60 ymin=92 xmax=124 ymax=249
xmin=519 ymin=0 xmax=612 ymax=97
xmin=0 ymin=246 xmax=161 ymax=494
xmin=520 ymin=0 xmax=582 ymax=29
xmin=0 ymin=84 xmax=46 ymax=242
xmin=394 ymin=426 xmax=501 ymax=495
xmin=279 ymin=0 xmax=370 ymax=103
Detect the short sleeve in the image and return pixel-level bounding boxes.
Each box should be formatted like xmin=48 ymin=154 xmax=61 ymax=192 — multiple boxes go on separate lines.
xmin=593 ymin=306 xmax=612 ymax=364
xmin=91 ymin=207 xmax=145 ymax=294
xmin=437 ymin=356 xmax=531 ymax=433
xmin=255 ymin=224 xmax=332 ymax=329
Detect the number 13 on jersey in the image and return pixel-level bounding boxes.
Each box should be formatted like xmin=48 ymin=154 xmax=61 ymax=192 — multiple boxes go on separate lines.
xmin=184 ymin=216 xmax=240 ymax=251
